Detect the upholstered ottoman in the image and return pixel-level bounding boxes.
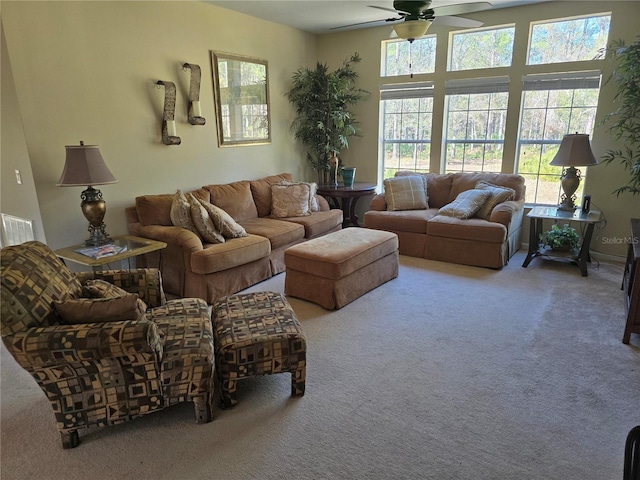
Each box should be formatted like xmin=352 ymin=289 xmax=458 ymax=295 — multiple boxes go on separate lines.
xmin=284 ymin=228 xmax=399 ymax=309
xmin=212 ymin=291 xmax=306 ymax=408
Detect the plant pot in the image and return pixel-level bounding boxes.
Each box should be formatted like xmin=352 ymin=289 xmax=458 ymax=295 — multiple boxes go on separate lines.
xmin=341 ymin=167 xmax=356 ymax=187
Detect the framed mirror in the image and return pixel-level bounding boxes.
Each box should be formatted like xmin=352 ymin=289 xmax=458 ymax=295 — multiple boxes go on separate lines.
xmin=211 ymin=51 xmax=271 ymax=147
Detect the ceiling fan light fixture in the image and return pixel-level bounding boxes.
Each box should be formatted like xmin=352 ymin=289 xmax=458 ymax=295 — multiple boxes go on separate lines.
xmin=393 ymin=19 xmax=431 ymax=41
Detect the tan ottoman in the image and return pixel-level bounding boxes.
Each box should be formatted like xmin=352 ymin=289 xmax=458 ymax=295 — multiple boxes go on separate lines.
xmin=284 ymin=228 xmax=399 ymax=309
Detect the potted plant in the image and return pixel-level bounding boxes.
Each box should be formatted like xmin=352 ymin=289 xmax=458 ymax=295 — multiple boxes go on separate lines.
xmin=540 ymin=224 xmax=581 ymax=252
xmin=286 ymin=53 xmax=369 ymax=184
xmin=598 ymin=36 xmax=640 ymax=196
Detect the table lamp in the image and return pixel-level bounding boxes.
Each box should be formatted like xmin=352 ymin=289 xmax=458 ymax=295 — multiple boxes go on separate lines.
xmin=57 ymin=141 xmax=118 ymax=246
xmin=549 ymin=133 xmax=598 ymax=211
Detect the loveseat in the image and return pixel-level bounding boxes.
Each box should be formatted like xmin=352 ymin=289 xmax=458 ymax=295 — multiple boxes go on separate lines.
xmin=363 ymin=171 xmax=526 ymax=269
xmin=126 ymin=173 xmax=343 ymax=304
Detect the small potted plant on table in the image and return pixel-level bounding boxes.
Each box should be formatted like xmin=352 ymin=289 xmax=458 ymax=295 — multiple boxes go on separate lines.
xmin=540 ymin=224 xmax=581 ymax=253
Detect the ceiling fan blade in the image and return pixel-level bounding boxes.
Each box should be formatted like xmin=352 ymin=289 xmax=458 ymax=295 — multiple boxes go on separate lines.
xmin=433 ymin=1 xmax=492 ymax=17
xmin=433 ymin=15 xmax=484 ymax=28
xmin=331 ymin=17 xmax=400 ymax=30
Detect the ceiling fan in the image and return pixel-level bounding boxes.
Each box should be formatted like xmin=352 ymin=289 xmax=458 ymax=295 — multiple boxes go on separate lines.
xmin=334 ymin=1 xmax=488 ymax=42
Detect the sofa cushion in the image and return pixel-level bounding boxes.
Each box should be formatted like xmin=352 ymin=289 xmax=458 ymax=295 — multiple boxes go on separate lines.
xmin=427 ymin=215 xmax=507 ymax=243
xmin=271 ymin=183 xmax=312 ymax=218
xmin=240 ymin=218 xmax=305 ymax=249
xmin=395 ymin=171 xmax=453 ymax=208
xmin=190 ymin=234 xmax=271 ymax=275
xmin=188 ymin=194 xmax=226 ymax=244
xmin=54 ymin=295 xmax=144 ymax=324
xmin=383 ymin=175 xmax=428 ymax=211
xmin=280 ymin=210 xmax=343 ymax=238
xmin=438 ymin=189 xmax=491 ymax=219
xmin=449 ymin=173 xmax=525 ymax=203
xmin=199 ymin=200 xmax=247 ymax=239
xmin=204 ymin=181 xmax=258 ymax=222
xmin=249 ymin=173 xmax=293 ymax=217
xmin=363 ymin=209 xmax=436 ymax=234
xmin=474 ymin=181 xmax=516 ymax=220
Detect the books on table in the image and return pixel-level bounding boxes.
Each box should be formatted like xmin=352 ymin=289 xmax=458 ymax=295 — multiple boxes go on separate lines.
xmin=75 ymin=244 xmax=128 ymax=259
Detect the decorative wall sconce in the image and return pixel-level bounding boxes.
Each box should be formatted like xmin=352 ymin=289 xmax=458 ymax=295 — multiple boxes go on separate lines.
xmin=156 ymin=80 xmax=181 ymax=145
xmin=183 ymin=63 xmax=206 ymax=126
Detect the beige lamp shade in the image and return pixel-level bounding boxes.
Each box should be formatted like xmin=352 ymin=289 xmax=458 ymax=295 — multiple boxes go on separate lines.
xmin=57 ymin=142 xmax=117 ymax=186
xmin=393 ymin=19 xmax=432 ymax=42
xmin=550 ymin=133 xmax=598 ymax=167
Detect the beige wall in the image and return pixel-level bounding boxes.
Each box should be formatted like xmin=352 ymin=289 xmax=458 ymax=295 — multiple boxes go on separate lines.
xmin=2 ymin=1 xmax=315 ymax=249
xmin=317 ymin=1 xmax=640 ymax=259
xmin=2 ymin=0 xmax=639 ymax=259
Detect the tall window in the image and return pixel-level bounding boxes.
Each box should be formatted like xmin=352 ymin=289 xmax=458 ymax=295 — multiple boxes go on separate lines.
xmin=443 ymin=77 xmax=510 ymax=173
xmin=449 ymin=25 xmax=515 ymax=71
xmin=382 ymin=36 xmax=437 ymax=77
xmin=380 ymin=83 xmax=434 ymax=179
xmin=517 ymin=72 xmax=601 ymax=204
xmin=528 ymin=13 xmax=611 ymax=65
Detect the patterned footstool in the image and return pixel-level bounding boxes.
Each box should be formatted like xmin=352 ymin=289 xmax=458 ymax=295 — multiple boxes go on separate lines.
xmin=212 ymin=291 xmax=306 ymax=408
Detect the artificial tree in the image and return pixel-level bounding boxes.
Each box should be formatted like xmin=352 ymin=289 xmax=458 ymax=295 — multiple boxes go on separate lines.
xmin=286 ymin=53 xmax=369 ymax=184
xmin=599 ymin=37 xmax=640 ymax=196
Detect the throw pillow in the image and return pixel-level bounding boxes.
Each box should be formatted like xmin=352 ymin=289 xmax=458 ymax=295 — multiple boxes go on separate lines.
xmin=438 ymin=189 xmax=492 ymax=219
xmin=271 ymin=183 xmax=312 ymax=218
xmin=187 ymin=194 xmax=226 ymax=244
xmin=83 ymin=279 xmax=148 ymax=313
xmin=199 ymin=200 xmax=248 ymax=239
xmin=170 ymin=190 xmax=199 ymax=235
xmin=54 ymin=295 xmax=144 ymax=324
xmin=383 ymin=175 xmax=428 ymax=211
xmin=474 ymin=181 xmax=516 ymax=220
xmin=277 ymin=181 xmax=319 ymax=212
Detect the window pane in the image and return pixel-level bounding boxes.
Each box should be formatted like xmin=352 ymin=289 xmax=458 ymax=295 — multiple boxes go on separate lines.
xmin=516 ymin=85 xmax=600 ymax=204
xmin=382 ymin=36 xmax=437 ymax=77
xmin=444 ymin=92 xmax=509 ymax=173
xmin=528 ymin=14 xmax=611 ymax=65
xmin=449 ymin=26 xmax=515 ymax=71
xmin=381 ymin=96 xmax=434 ymax=178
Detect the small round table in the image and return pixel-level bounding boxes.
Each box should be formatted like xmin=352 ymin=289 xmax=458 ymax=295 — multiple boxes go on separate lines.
xmin=316 ymin=182 xmax=377 ymax=228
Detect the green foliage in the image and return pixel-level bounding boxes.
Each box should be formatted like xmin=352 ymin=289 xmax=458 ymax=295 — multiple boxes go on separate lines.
xmin=599 ymin=37 xmax=640 ymax=196
xmin=286 ymin=53 xmax=369 ymax=173
xmin=540 ymin=224 xmax=580 ymax=251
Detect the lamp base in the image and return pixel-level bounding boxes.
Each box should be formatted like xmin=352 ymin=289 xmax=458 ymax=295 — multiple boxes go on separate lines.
xmin=557 ymin=166 xmax=581 ymax=211
xmin=81 ymin=186 xmax=112 ymax=246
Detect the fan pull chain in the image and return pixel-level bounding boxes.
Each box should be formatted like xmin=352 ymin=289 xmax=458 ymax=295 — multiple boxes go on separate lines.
xmin=409 ymin=40 xmax=414 ymax=78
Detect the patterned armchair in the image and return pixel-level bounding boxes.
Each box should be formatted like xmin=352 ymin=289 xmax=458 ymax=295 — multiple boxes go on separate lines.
xmin=1 ymin=241 xmax=214 ymax=448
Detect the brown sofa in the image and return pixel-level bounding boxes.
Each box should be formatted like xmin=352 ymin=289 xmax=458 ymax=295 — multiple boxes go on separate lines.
xmin=363 ymin=171 xmax=526 ymax=269
xmin=126 ymin=173 xmax=343 ymax=304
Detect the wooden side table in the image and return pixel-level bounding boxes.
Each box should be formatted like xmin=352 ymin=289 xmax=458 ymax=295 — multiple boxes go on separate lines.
xmin=522 ymin=206 xmax=602 ymax=276
xmin=55 ymin=235 xmax=167 ymax=272
xmin=316 ymin=182 xmax=376 ymax=228
xmin=622 ymin=218 xmax=640 ymax=344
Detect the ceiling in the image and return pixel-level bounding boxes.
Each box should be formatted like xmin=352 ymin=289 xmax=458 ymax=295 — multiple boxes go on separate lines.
xmin=206 ymin=0 xmax=553 ymax=35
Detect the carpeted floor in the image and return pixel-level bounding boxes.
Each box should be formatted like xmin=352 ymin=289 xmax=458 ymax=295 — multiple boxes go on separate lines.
xmin=1 ymin=251 xmax=639 ymax=480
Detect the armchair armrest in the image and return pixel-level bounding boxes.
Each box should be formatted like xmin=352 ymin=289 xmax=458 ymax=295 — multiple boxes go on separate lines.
xmin=369 ymin=193 xmax=387 ymax=211
xmin=2 ymin=320 xmax=162 ymax=370
xmin=490 ymin=199 xmax=525 ymax=229
xmin=75 ymin=268 xmax=166 ymax=307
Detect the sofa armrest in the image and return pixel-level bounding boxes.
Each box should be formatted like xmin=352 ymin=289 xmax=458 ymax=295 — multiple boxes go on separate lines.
xmin=130 ymin=223 xmax=204 ymax=253
xmin=2 ymin=320 xmax=162 ymax=370
xmin=490 ymin=199 xmax=525 ymax=229
xmin=75 ymin=268 xmax=166 ymax=307
xmin=369 ymin=193 xmax=387 ymax=211
xmin=316 ymin=194 xmax=330 ymax=211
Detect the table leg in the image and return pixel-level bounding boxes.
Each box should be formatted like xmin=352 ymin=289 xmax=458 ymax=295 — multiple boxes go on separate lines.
xmin=576 ymin=222 xmax=596 ymax=277
xmin=522 ymin=217 xmax=541 ymax=268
